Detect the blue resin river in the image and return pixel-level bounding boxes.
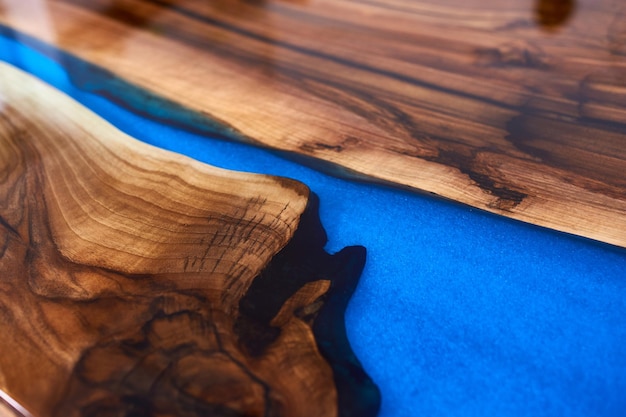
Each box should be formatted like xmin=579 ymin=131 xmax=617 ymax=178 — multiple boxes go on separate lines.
xmin=2 ymin=35 xmax=626 ymax=417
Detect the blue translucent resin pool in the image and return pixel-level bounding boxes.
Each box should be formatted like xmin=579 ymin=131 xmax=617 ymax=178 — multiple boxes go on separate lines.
xmin=2 ymin=34 xmax=625 ymax=417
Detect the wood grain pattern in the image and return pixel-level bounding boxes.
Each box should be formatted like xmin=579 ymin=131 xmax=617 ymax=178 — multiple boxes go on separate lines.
xmin=0 ymin=62 xmax=378 ymax=417
xmin=1 ymin=0 xmax=625 ymax=246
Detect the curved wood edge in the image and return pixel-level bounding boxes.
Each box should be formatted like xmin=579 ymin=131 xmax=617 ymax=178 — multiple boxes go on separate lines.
xmin=0 ymin=62 xmax=379 ymax=417
xmin=1 ymin=0 xmax=625 ymax=247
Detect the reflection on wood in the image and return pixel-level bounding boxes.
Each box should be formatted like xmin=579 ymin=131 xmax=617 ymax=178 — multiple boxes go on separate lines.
xmin=0 ymin=62 xmax=378 ymax=417
xmin=0 ymin=0 xmax=625 ymax=246
xmin=0 ymin=389 xmax=32 ymax=417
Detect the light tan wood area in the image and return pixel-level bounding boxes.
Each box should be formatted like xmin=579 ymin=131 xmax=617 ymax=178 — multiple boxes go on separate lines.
xmin=0 ymin=62 xmax=376 ymax=417
xmin=0 ymin=0 xmax=625 ymax=246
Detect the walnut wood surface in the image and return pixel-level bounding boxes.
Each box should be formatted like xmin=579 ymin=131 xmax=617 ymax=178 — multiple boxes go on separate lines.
xmin=0 ymin=62 xmax=377 ymax=417
xmin=0 ymin=0 xmax=625 ymax=247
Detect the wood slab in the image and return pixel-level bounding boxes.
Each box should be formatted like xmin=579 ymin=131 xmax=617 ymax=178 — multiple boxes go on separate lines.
xmin=0 ymin=62 xmax=378 ymax=417
xmin=0 ymin=0 xmax=625 ymax=247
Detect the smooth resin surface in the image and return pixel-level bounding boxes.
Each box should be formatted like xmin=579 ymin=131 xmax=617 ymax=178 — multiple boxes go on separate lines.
xmin=1 ymin=36 xmax=626 ymax=417
xmin=1 ymin=0 xmax=626 ymax=246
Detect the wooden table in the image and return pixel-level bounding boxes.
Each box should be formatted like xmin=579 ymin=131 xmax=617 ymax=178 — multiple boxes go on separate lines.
xmin=0 ymin=1 xmax=625 ymax=416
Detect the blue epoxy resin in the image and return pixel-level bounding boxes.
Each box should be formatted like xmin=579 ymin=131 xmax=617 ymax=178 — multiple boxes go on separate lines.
xmin=2 ymin=35 xmax=626 ymax=417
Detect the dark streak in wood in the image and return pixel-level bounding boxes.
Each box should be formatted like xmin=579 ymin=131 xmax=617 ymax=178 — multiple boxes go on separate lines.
xmin=534 ymin=0 xmax=576 ymax=30
xmin=0 ymin=63 xmax=378 ymax=417
xmin=0 ymin=0 xmax=625 ymax=247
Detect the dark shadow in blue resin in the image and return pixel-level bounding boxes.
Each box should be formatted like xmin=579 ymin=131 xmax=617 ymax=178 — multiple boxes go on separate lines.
xmin=0 ymin=24 xmax=381 ymax=416
xmin=238 ymin=193 xmax=380 ymax=417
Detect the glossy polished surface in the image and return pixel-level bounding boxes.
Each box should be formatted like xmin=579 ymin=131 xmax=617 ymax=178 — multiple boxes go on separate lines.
xmin=0 ymin=62 xmax=376 ymax=417
xmin=0 ymin=0 xmax=625 ymax=246
xmin=2 ymin=37 xmax=626 ymax=417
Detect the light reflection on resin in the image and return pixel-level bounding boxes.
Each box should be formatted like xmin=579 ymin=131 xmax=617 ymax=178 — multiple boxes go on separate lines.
xmin=1 ymin=35 xmax=626 ymax=417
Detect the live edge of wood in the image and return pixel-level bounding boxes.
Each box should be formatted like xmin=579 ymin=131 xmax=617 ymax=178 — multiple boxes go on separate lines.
xmin=0 ymin=62 xmax=379 ymax=417
xmin=1 ymin=0 xmax=625 ymax=247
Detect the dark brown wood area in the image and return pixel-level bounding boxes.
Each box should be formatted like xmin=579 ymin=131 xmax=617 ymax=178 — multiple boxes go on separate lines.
xmin=0 ymin=0 xmax=624 ymax=246
xmin=0 ymin=62 xmax=378 ymax=417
